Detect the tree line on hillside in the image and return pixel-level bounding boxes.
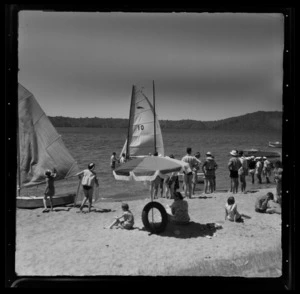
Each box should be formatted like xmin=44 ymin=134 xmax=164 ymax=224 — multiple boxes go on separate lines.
xmin=49 ymin=111 xmax=282 ymax=131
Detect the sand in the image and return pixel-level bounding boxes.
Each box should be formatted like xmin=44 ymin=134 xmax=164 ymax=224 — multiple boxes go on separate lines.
xmin=15 ymin=188 xmax=282 ymax=277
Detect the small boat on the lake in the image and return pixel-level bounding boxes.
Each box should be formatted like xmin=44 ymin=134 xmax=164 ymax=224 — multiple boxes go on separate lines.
xmin=269 ymin=141 xmax=282 ymax=148
xmin=243 ymin=149 xmax=281 ymax=159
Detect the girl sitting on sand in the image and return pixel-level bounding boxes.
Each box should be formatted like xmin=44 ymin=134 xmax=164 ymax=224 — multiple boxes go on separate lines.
xmin=166 ymin=192 xmax=190 ymax=225
xmin=225 ymin=196 xmax=250 ymax=222
xmin=105 ymin=203 xmax=134 ymax=230
xmin=43 ymin=168 xmax=57 ymax=212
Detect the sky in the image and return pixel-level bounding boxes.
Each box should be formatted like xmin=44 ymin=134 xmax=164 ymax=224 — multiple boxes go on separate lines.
xmin=18 ymin=11 xmax=284 ymax=121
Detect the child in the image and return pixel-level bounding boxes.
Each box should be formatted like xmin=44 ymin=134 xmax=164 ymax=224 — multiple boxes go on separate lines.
xmin=76 ymin=163 xmax=99 ymax=213
xmin=43 ymin=168 xmax=57 ymax=212
xmin=106 ymin=203 xmax=134 ymax=230
xmin=225 ymin=196 xmax=244 ymax=222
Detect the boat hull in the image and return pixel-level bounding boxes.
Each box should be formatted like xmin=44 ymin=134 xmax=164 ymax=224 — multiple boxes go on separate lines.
xmin=178 ymin=172 xmax=204 ymax=184
xmin=269 ymin=142 xmax=282 ymax=148
xmin=243 ymin=149 xmax=281 ymax=158
xmin=17 ymin=193 xmax=76 ymax=209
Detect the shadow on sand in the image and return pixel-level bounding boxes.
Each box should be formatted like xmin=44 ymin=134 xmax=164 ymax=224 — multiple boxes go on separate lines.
xmin=136 ymin=222 xmax=223 ymax=239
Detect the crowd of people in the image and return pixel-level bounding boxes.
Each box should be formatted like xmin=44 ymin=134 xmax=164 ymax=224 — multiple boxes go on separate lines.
xmin=41 ymin=147 xmax=283 ymax=229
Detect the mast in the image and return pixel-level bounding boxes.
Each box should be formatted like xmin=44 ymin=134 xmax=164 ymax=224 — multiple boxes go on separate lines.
xmin=126 ymin=85 xmax=135 ymax=159
xmin=17 ymin=118 xmax=21 ymax=196
xmin=153 ymin=80 xmax=157 ymax=155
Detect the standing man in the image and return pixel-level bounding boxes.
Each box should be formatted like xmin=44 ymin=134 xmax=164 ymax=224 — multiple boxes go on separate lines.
xmin=228 ymin=150 xmax=242 ymax=194
xmin=262 ymin=157 xmax=272 ymax=184
xmin=202 ymin=152 xmax=218 ymax=194
xmin=192 ymin=152 xmax=201 ymax=195
xmin=248 ymin=156 xmax=256 ymax=184
xmin=238 ymin=151 xmax=248 ymax=193
xmin=255 ymin=157 xmax=263 ymax=184
xmin=181 ymin=147 xmax=198 ymax=199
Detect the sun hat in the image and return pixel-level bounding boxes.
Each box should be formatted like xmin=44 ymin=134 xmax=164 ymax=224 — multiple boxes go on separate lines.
xmin=263 ymin=156 xmax=267 ymax=160
xmin=255 ymin=157 xmax=261 ymax=161
xmin=44 ymin=169 xmax=52 ymax=176
xmin=88 ymin=163 xmax=95 ymax=170
xmin=230 ymin=150 xmax=238 ymax=156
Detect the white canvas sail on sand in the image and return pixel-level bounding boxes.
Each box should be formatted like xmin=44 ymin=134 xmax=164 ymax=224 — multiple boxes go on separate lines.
xmin=17 ymin=83 xmax=80 ymax=208
xmin=120 ymin=84 xmax=164 ymax=158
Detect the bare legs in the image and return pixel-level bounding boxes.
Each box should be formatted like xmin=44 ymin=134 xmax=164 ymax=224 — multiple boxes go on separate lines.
xmin=43 ymin=195 xmax=53 ymax=212
xmin=79 ymin=188 xmax=93 ymax=213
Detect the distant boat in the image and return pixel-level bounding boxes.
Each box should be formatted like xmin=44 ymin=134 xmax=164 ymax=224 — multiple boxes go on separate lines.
xmin=120 ymin=82 xmax=164 ymax=158
xmin=269 ymin=141 xmax=282 ymax=148
xmin=17 ymin=84 xmax=79 ymax=208
xmin=243 ymin=149 xmax=281 ymax=159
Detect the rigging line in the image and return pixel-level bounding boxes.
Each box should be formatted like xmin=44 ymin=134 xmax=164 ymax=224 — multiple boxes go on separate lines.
xmin=133 ymin=109 xmax=153 ymax=117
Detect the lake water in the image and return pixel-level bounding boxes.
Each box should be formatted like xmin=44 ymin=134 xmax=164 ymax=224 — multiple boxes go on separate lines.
xmin=38 ymin=127 xmax=281 ymax=202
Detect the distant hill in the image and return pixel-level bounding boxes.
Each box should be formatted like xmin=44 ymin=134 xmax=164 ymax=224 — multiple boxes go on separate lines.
xmin=203 ymin=111 xmax=282 ymax=131
xmin=49 ymin=111 xmax=282 ymax=131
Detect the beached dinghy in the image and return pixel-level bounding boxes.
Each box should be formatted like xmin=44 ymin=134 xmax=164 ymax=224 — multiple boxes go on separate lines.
xmin=269 ymin=141 xmax=282 ymax=148
xmin=17 ymin=84 xmax=79 ymax=208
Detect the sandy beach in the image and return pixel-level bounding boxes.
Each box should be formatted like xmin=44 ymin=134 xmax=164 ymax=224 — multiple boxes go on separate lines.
xmin=15 ymin=187 xmax=282 ymax=277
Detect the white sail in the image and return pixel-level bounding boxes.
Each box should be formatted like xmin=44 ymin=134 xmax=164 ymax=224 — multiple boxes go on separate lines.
xmin=18 ymin=83 xmax=79 ymax=188
xmin=121 ymin=85 xmax=164 ymax=158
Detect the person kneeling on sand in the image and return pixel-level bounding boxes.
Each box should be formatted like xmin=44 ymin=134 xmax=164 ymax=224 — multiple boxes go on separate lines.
xmin=166 ymin=192 xmax=190 ymax=225
xmin=225 ymin=196 xmax=250 ymax=222
xmin=105 ymin=203 xmax=134 ymax=230
xmin=255 ymin=192 xmax=275 ymax=213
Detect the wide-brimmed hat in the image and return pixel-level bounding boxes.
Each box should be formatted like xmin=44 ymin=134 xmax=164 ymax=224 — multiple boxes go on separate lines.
xmin=263 ymin=156 xmax=267 ymax=160
xmin=255 ymin=157 xmax=261 ymax=161
xmin=230 ymin=150 xmax=238 ymax=156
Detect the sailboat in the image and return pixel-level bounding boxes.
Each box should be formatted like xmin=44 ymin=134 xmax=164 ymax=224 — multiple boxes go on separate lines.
xmin=120 ymin=81 xmax=164 ymax=159
xmin=269 ymin=141 xmax=282 ymax=148
xmin=17 ymin=83 xmax=79 ymax=208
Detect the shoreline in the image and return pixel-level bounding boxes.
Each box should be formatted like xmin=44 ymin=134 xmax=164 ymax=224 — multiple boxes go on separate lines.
xmin=16 ymin=187 xmax=282 ymax=277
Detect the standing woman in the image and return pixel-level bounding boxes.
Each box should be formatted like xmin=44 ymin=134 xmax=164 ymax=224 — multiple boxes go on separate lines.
xmin=43 ymin=168 xmax=57 ymax=212
xmin=77 ymin=163 xmax=99 ymax=213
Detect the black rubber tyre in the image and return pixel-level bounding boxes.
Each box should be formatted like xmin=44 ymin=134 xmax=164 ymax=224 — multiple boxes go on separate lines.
xmin=141 ymin=201 xmax=168 ymax=233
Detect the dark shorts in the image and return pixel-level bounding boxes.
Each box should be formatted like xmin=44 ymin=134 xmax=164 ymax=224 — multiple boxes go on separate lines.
xmin=184 ymin=172 xmax=193 ymax=176
xmin=230 ymin=170 xmax=239 ymax=178
xmin=82 ymin=185 xmax=92 ymax=191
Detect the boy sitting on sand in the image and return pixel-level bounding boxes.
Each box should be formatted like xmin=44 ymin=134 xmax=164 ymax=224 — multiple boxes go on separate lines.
xmin=105 ymin=203 xmax=134 ymax=230
xmin=255 ymin=192 xmax=276 ymax=213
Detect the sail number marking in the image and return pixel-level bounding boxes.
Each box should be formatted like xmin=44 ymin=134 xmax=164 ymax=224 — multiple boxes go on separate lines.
xmin=137 ymin=125 xmax=144 ymax=131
